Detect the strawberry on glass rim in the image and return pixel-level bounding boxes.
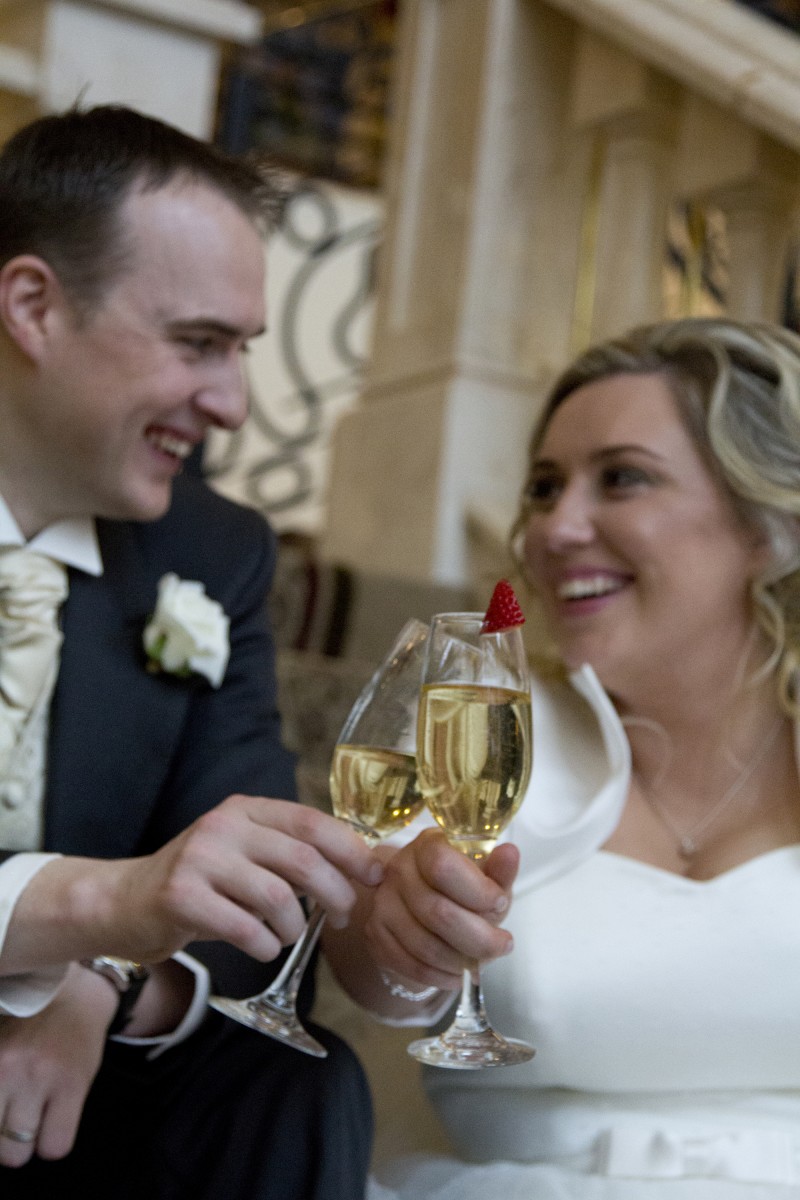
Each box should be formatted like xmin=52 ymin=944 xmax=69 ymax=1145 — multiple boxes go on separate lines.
xmin=480 ymin=579 xmax=525 ymax=634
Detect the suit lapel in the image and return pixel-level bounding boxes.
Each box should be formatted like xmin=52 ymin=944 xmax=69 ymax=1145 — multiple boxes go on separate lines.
xmin=45 ymin=521 xmax=193 ymax=856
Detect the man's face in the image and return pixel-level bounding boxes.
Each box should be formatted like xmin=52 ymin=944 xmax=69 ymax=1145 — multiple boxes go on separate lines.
xmin=6 ymin=177 xmax=266 ymax=533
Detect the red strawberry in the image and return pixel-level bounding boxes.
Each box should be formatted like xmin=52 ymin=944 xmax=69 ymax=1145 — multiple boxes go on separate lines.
xmin=480 ymin=579 xmax=525 ymax=633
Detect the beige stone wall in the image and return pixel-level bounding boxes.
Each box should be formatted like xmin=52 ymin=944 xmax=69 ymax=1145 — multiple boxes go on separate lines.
xmin=0 ymin=0 xmax=260 ymax=138
xmin=322 ymin=0 xmax=800 ymax=592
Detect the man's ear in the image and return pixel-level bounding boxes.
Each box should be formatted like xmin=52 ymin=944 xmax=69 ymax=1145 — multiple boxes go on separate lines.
xmin=0 ymin=254 xmax=64 ymax=360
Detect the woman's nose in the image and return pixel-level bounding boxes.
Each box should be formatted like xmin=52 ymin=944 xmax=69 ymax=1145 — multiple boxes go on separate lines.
xmin=541 ymin=483 xmax=596 ymax=552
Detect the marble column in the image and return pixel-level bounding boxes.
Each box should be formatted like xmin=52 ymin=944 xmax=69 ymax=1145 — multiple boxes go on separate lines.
xmin=322 ymin=0 xmax=586 ymax=585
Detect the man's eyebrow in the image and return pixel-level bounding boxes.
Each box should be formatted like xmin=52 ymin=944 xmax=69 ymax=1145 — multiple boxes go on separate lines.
xmin=168 ymin=318 xmax=267 ymax=340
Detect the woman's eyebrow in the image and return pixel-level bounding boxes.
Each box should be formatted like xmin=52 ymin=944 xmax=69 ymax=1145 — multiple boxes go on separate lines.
xmin=532 ymin=443 xmax=667 ymax=468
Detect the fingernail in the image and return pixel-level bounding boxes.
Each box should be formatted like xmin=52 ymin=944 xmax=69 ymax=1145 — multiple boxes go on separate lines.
xmin=501 ymin=935 xmax=514 ymax=955
xmin=493 ymin=896 xmax=509 ymax=916
xmin=367 ymin=861 xmax=384 ymax=886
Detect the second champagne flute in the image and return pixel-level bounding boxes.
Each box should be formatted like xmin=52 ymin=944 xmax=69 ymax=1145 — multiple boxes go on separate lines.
xmin=408 ymin=592 xmax=535 ymax=1069
xmin=209 ymin=618 xmax=429 ymax=1056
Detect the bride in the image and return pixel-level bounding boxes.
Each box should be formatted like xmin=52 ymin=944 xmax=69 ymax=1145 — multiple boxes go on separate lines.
xmin=324 ymin=316 xmax=800 ymax=1197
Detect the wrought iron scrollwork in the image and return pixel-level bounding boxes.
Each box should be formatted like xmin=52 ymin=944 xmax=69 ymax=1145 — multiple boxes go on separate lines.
xmin=203 ymin=178 xmax=381 ymax=524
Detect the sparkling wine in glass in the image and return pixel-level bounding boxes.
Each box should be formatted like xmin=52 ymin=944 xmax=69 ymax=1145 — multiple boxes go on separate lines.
xmin=407 ymin=602 xmax=535 ymax=1069
xmin=209 ymin=619 xmax=429 ymax=1056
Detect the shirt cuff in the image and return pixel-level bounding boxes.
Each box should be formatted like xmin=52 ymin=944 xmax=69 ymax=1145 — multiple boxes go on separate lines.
xmin=0 ymin=853 xmax=68 ymax=1016
xmin=111 ymin=951 xmax=211 ymax=1060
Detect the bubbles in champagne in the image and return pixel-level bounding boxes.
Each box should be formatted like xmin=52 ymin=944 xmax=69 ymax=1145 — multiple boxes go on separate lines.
xmin=330 ymin=744 xmax=424 ymax=844
xmin=417 ymin=683 xmax=532 ymax=859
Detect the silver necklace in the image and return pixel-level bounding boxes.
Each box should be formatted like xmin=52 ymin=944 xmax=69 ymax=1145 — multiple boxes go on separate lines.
xmin=636 ymin=717 xmax=783 ymax=859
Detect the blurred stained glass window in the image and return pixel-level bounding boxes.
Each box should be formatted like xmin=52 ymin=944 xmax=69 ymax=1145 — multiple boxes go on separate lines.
xmin=217 ymin=1 xmax=397 ymax=190
xmin=733 ymin=0 xmax=800 ymax=31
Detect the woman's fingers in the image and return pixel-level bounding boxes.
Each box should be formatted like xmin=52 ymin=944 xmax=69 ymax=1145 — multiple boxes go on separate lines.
xmin=366 ymin=831 xmax=515 ymax=981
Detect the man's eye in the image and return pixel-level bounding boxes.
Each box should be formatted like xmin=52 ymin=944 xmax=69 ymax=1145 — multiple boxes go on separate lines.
xmin=182 ymin=337 xmax=214 ymax=354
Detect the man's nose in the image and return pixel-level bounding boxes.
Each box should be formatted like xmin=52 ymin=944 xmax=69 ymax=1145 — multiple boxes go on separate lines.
xmin=194 ymin=358 xmax=249 ymax=432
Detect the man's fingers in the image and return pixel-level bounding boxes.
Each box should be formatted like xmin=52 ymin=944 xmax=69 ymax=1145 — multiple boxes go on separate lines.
xmin=38 ymin=1090 xmax=87 ymax=1161
xmin=237 ymin=797 xmax=384 ymax=889
xmin=0 ymin=1103 xmax=42 ymax=1167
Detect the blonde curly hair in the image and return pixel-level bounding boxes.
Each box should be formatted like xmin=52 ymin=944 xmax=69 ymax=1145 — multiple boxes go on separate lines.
xmin=510 ymin=316 xmax=800 ymax=717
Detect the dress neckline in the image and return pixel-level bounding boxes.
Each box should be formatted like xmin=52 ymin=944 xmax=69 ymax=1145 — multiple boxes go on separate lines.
xmin=598 ymin=842 xmax=800 ymax=887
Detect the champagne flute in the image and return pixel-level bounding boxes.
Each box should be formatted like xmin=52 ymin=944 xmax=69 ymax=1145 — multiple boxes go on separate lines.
xmin=209 ymin=618 xmax=429 ymax=1056
xmin=407 ymin=610 xmax=534 ymax=1069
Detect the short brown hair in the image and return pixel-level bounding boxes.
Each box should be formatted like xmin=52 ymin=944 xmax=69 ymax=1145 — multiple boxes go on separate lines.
xmin=0 ymin=104 xmax=281 ymax=315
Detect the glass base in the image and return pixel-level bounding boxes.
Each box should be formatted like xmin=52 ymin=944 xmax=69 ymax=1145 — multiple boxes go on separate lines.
xmin=209 ymin=994 xmax=328 ymax=1058
xmin=407 ymin=1028 xmax=535 ymax=1070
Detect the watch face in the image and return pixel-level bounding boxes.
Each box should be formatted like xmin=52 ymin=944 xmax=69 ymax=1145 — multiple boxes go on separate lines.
xmin=82 ymin=956 xmax=150 ymax=991
xmin=107 ymin=958 xmax=149 ymax=983
xmin=80 ymin=957 xmax=150 ymax=1036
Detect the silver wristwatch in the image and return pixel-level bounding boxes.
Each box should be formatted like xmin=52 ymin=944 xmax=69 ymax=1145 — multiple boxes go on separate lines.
xmin=81 ymin=956 xmax=150 ymax=1035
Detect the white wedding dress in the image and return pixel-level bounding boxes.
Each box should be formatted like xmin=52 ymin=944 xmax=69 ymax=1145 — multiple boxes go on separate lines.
xmin=368 ymin=668 xmax=800 ymax=1199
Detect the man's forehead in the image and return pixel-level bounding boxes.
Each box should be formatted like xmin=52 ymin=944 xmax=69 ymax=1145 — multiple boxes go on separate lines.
xmin=120 ymin=175 xmax=261 ymax=240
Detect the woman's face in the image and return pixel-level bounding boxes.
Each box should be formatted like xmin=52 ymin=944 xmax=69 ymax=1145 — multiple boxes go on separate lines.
xmin=521 ymin=372 xmax=767 ymax=698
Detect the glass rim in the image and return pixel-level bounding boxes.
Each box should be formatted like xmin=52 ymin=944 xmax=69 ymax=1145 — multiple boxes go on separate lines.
xmin=430 ymin=611 xmax=484 ymax=621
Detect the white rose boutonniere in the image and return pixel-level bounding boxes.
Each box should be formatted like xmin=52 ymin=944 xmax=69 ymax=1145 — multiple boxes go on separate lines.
xmin=143 ymin=573 xmax=230 ymax=688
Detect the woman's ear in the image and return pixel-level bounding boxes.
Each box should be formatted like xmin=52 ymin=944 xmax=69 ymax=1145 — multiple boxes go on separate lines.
xmin=751 ymin=516 xmax=800 ymax=585
xmin=0 ymin=254 xmax=63 ymax=360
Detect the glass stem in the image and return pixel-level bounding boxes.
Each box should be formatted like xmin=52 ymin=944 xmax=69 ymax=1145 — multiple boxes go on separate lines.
xmin=450 ymin=962 xmax=491 ymax=1036
xmin=255 ymin=904 xmax=327 ymax=1015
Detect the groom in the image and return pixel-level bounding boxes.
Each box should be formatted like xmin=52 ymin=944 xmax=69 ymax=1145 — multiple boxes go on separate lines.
xmin=0 ymin=105 xmax=379 ymax=1198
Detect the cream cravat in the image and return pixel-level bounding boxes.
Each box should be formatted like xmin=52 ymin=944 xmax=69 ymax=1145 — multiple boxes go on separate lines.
xmin=0 ymin=549 xmax=68 ymax=845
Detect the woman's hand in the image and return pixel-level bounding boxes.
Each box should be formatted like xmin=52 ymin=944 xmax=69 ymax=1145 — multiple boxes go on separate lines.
xmin=365 ymin=828 xmax=520 ymax=993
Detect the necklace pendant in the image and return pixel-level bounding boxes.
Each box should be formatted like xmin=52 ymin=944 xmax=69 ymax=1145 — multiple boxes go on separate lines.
xmin=679 ymin=835 xmax=697 ymax=857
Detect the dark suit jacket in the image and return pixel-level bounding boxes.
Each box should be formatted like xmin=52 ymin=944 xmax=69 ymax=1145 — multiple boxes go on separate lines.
xmin=4 ymin=474 xmax=298 ymax=998
xmin=0 ymin=480 xmax=374 ymax=1200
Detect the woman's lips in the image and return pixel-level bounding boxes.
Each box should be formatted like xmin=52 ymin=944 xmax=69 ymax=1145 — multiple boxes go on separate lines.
xmin=556 ymin=572 xmax=629 ymax=601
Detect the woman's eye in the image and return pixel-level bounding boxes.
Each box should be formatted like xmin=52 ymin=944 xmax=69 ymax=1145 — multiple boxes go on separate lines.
xmin=524 ymin=474 xmax=562 ymax=509
xmin=601 ymin=465 xmax=651 ymax=492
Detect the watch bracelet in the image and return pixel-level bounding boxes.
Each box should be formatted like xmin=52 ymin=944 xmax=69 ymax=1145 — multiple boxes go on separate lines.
xmin=80 ymin=956 xmax=150 ymax=1035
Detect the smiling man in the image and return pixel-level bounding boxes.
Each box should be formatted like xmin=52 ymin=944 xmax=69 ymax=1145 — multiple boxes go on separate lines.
xmin=0 ymin=106 xmax=376 ymax=1200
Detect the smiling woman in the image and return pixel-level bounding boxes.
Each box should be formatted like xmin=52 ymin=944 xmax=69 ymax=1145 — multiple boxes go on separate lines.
xmin=319 ymin=315 xmax=800 ymax=1200
xmin=513 ymin=320 xmax=800 ymax=708
xmin=519 ymin=371 xmax=768 ymax=693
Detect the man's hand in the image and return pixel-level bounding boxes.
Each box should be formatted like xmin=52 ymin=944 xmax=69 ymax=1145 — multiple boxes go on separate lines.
xmin=2 ymin=796 xmax=384 ymax=974
xmin=112 ymin=794 xmax=385 ymax=962
xmin=364 ymin=828 xmax=520 ymax=993
xmin=0 ymin=962 xmax=115 ymax=1167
